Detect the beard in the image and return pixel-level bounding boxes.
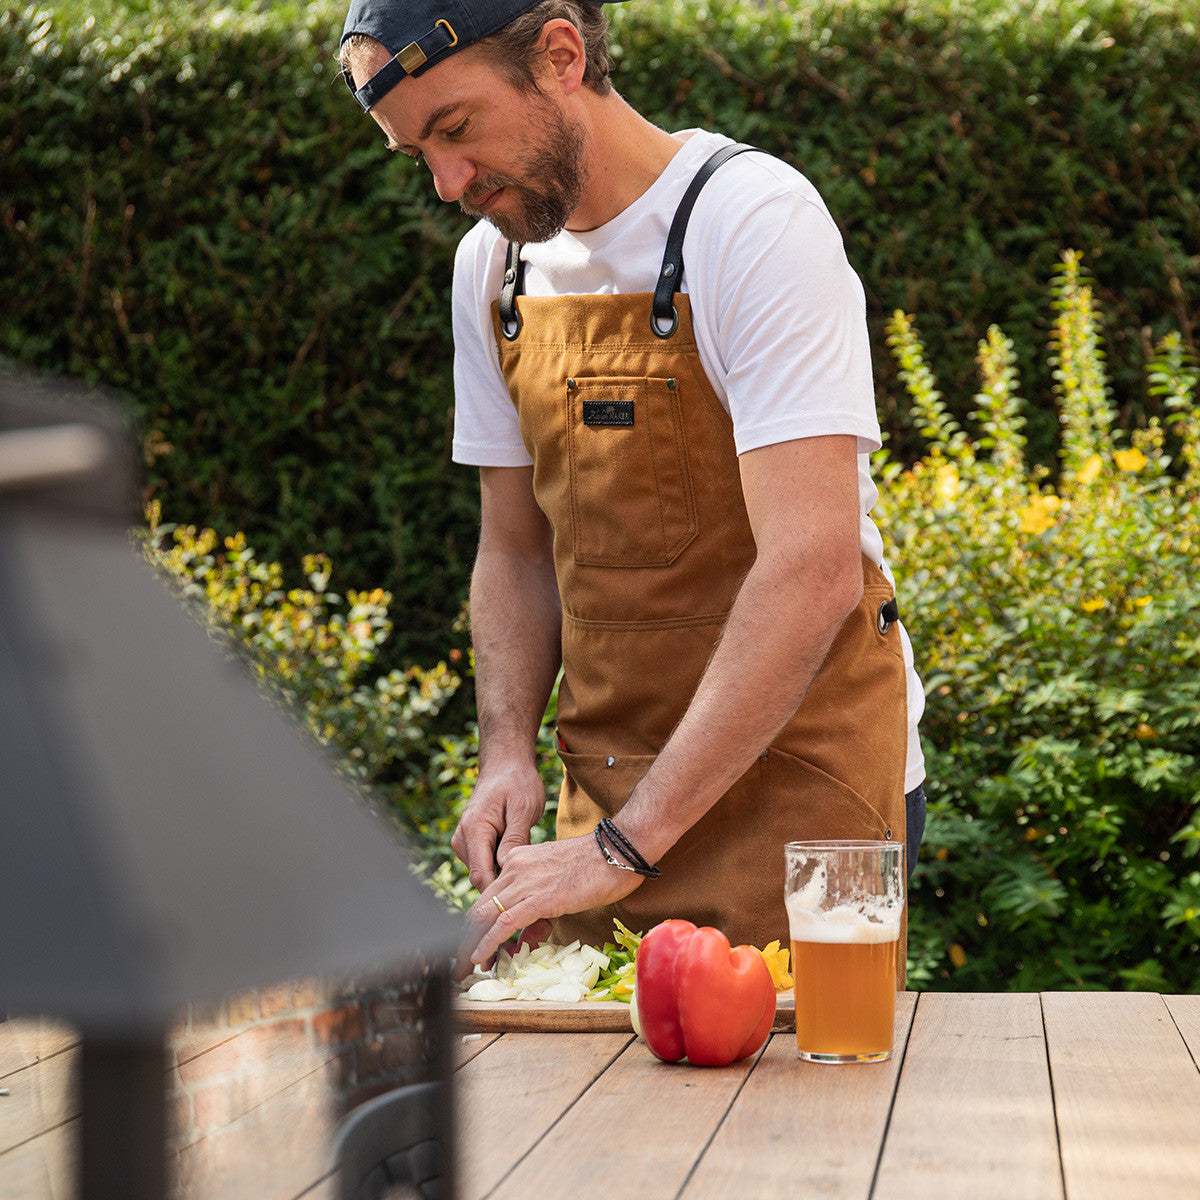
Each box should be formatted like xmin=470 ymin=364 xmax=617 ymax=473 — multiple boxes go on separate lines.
xmin=458 ymin=99 xmax=587 ymax=243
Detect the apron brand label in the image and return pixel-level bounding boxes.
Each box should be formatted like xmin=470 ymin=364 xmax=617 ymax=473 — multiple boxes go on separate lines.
xmin=582 ymin=399 xmax=634 ymax=427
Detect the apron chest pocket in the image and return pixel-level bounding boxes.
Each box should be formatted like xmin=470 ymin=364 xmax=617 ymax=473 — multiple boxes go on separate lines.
xmin=565 ymin=375 xmax=698 ymax=567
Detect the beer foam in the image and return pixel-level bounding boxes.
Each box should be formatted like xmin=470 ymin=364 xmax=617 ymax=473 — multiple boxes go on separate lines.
xmin=786 ymin=895 xmax=901 ymax=944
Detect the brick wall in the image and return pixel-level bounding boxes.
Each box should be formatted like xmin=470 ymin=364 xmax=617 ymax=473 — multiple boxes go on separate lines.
xmin=166 ymin=966 xmax=441 ymax=1200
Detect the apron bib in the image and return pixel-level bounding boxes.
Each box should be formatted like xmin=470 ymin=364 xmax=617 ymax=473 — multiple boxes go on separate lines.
xmin=489 ymin=150 xmax=909 ymax=978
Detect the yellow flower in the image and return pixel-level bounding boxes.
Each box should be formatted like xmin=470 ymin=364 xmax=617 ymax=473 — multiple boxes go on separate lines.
xmin=1081 ymin=597 xmax=1106 ymax=612
xmin=1133 ymin=596 xmax=1152 ymax=608
xmin=948 ymin=943 xmax=968 ymax=969
xmin=1076 ymin=455 xmax=1103 ymax=485
xmin=756 ymin=940 xmax=794 ymax=991
xmin=1114 ymin=447 xmax=1148 ymax=472
xmin=1019 ymin=505 xmax=1054 ymax=533
xmin=1134 ymin=723 xmax=1157 ymax=741
xmin=935 ymin=463 xmax=959 ymax=502
xmin=1019 ymin=493 xmax=1061 ymax=535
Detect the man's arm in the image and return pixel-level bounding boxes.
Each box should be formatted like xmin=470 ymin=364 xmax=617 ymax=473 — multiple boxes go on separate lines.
xmin=457 ymin=433 xmax=863 ymax=970
xmin=450 ymin=465 xmax=563 ymax=894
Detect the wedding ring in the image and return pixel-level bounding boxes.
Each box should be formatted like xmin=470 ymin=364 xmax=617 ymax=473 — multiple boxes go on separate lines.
xmin=493 ymin=897 xmax=506 ymax=915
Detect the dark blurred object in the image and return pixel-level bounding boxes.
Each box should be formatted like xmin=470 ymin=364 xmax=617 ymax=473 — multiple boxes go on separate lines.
xmin=0 ymin=364 xmax=460 ymax=1200
xmin=333 ymin=1072 xmax=447 ymax=1199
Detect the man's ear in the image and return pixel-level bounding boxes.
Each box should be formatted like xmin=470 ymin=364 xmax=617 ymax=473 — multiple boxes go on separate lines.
xmin=540 ymin=18 xmax=586 ymax=95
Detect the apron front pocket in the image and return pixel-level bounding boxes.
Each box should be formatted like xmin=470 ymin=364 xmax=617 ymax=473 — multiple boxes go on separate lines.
xmin=565 ymin=375 xmax=698 ymax=567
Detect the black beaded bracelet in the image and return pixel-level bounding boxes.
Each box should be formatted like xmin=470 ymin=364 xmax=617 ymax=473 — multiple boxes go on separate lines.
xmin=594 ymin=818 xmax=661 ymax=879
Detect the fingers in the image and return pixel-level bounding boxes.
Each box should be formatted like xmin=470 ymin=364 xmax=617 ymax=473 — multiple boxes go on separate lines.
xmin=450 ymin=766 xmax=546 ymax=892
xmin=450 ymin=808 xmax=502 ymax=892
xmin=454 ymin=846 xmax=560 ymax=978
xmin=454 ymin=888 xmax=525 ymax=980
xmin=451 ymin=837 xmax=644 ymax=982
xmin=495 ymin=825 xmax=532 ymax=870
xmin=468 ymin=890 xmax=538 ymax=972
xmin=466 ymin=829 xmax=500 ymax=893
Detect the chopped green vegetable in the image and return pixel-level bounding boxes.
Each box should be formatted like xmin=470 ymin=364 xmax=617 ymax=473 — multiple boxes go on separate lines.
xmin=587 ymin=920 xmax=643 ymax=1003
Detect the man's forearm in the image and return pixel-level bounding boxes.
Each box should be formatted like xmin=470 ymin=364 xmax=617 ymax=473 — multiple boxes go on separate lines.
xmin=470 ymin=544 xmax=563 ymax=771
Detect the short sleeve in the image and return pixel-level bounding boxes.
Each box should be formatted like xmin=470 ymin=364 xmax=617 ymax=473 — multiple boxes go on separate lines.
xmin=683 ymin=163 xmax=882 ymax=457
xmin=451 ymin=225 xmax=533 ymax=467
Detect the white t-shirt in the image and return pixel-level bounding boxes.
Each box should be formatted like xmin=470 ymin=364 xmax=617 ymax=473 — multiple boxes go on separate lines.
xmin=451 ymin=129 xmax=925 ymax=792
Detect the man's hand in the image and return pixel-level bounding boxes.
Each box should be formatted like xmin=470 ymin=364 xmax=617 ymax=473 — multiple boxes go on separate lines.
xmin=450 ymin=760 xmax=548 ymax=893
xmin=453 ymin=834 xmax=644 ymax=981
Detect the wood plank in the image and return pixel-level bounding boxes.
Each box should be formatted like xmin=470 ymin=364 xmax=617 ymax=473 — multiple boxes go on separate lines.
xmin=455 ymin=1031 xmax=501 ymax=1068
xmin=489 ymin=1035 xmax=761 ymax=1200
xmin=0 ymin=1021 xmax=81 ymax=1200
xmin=0 ymin=1019 xmax=78 ymax=1080
xmin=1163 ymin=994 xmax=1200 ymax=1064
xmin=680 ymin=991 xmax=917 ymax=1200
xmin=0 ymin=1042 xmax=79 ymax=1158
xmin=1043 ymin=991 xmax=1200 ymax=1200
xmin=456 ymin=990 xmax=795 ymax=1032
xmin=455 ymin=1032 xmax=630 ymax=1200
xmin=0 ymin=1124 xmax=77 ymax=1200
xmin=874 ymin=992 xmax=1062 ymax=1200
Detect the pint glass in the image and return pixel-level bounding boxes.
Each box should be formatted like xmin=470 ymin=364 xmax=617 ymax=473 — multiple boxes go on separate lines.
xmin=785 ymin=840 xmax=904 ymax=1063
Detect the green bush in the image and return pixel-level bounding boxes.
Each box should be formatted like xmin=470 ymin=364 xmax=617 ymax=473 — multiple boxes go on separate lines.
xmin=880 ymin=251 xmax=1200 ymax=991
xmin=141 ymin=504 xmax=464 ymax=857
xmin=4 ymin=0 xmax=1199 ymax=664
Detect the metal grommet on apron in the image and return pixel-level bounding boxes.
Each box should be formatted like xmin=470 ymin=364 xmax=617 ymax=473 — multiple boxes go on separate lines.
xmin=489 ymin=144 xmax=910 ymax=979
xmin=497 ymin=240 xmax=525 ymax=340
xmin=878 ymin=597 xmax=899 ymax=634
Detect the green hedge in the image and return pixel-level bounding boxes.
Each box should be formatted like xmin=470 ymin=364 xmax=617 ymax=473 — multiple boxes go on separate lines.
xmin=3 ymin=0 xmax=1199 ymax=662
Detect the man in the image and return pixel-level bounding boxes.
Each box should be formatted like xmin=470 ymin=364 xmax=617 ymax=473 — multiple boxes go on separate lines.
xmin=339 ymin=0 xmax=926 ymax=978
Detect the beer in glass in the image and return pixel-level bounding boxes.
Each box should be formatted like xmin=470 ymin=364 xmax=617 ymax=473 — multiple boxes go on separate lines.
xmin=785 ymin=840 xmax=904 ymax=1063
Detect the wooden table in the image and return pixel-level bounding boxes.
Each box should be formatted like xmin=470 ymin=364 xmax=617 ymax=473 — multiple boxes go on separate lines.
xmin=454 ymin=991 xmax=1200 ymax=1200
xmin=6 ymin=992 xmax=1200 ymax=1198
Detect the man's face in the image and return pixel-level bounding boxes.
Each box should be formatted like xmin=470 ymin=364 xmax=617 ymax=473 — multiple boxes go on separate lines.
xmin=349 ymin=42 xmax=589 ymax=243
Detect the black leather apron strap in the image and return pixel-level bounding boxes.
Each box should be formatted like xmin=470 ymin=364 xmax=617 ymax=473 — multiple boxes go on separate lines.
xmin=651 ymin=143 xmax=759 ymax=338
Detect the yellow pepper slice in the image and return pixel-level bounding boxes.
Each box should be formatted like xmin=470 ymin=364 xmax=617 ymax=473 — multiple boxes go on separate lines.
xmin=756 ymin=940 xmax=793 ymax=991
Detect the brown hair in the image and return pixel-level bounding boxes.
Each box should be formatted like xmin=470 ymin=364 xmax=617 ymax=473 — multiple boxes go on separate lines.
xmin=474 ymin=2 xmax=614 ymax=97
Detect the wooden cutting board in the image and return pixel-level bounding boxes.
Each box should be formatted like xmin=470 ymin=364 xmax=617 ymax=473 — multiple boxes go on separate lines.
xmin=456 ymin=990 xmax=795 ymax=1032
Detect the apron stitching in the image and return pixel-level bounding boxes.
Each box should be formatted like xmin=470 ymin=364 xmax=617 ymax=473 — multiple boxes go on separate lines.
xmin=638 ymin=377 xmax=672 ymax=552
xmin=561 ymin=611 xmax=731 ymax=630
xmin=669 ymin=375 xmax=700 ymax=544
xmin=563 ymin=384 xmax=582 ymax=564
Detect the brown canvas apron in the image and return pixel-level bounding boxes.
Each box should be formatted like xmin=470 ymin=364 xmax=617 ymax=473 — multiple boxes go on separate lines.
xmin=489 ymin=150 xmax=909 ymax=979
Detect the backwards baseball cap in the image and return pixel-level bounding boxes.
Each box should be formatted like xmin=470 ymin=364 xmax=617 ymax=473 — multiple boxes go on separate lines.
xmin=341 ymin=0 xmax=621 ymax=113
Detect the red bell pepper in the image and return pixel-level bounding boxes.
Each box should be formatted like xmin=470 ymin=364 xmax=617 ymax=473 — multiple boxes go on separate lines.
xmin=635 ymin=919 xmax=776 ymax=1066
